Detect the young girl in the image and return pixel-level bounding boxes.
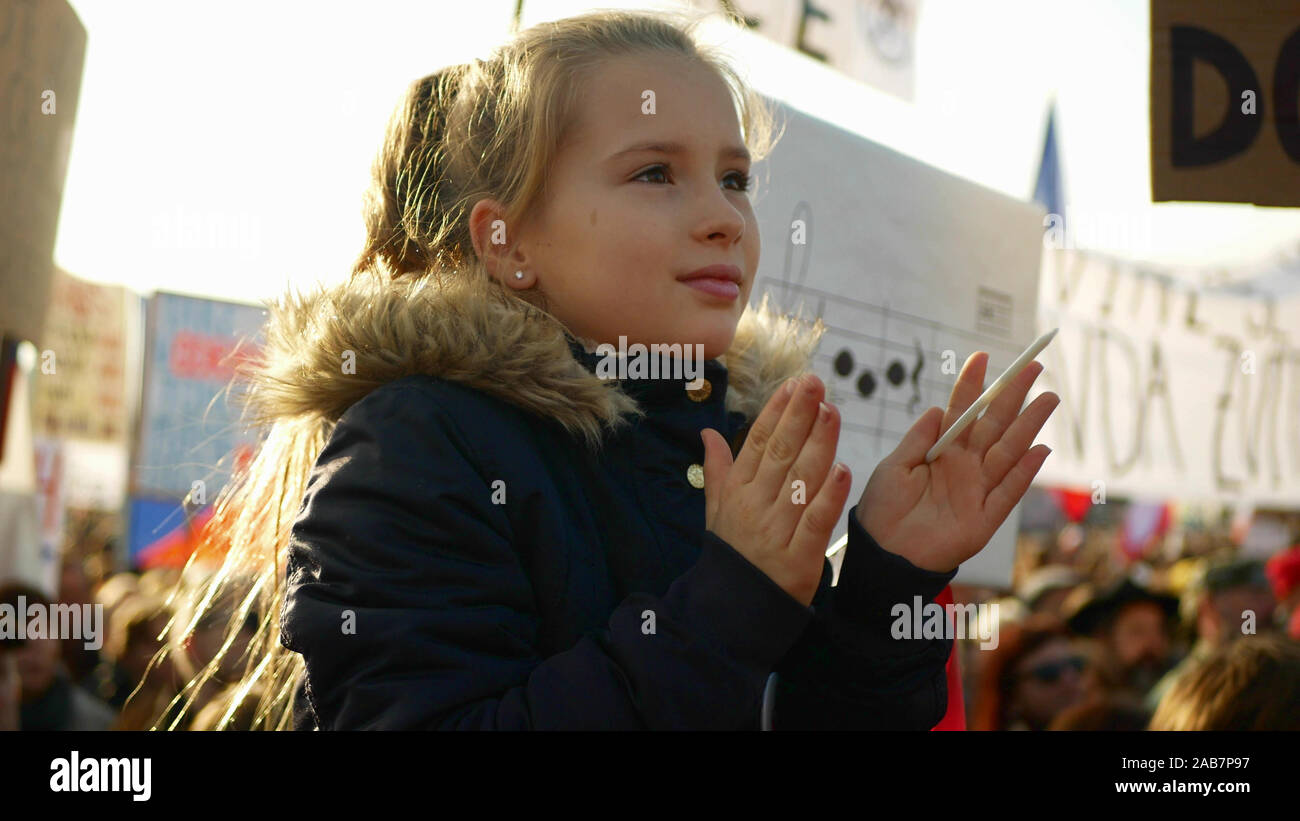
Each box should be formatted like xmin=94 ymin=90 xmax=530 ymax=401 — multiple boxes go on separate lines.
xmin=167 ymin=8 xmax=1057 ymax=730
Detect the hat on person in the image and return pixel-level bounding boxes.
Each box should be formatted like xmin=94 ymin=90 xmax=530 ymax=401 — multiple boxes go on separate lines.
xmin=1065 ymin=577 xmax=1180 ymax=636
xmin=1198 ymin=557 xmax=1270 ymax=595
xmin=1017 ymin=565 xmax=1084 ymax=610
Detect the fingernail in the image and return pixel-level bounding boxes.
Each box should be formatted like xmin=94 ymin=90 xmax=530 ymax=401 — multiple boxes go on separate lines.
xmin=833 ymin=462 xmax=849 ymax=481
xmin=818 ymin=401 xmax=832 ymax=423
xmin=781 ymin=378 xmax=796 ymax=397
xmin=801 ymin=373 xmax=817 ymax=390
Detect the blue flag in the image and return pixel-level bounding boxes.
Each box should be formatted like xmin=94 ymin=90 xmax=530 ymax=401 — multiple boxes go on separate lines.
xmin=1033 ymin=102 xmax=1064 ymax=219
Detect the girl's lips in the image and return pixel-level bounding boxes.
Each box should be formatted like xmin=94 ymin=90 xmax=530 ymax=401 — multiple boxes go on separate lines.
xmin=681 ymin=277 xmax=740 ymax=301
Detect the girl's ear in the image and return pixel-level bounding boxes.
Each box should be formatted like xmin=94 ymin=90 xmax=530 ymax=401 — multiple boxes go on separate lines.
xmin=469 ymin=197 xmax=536 ymax=290
xmin=467 ymin=198 xmax=503 ymax=268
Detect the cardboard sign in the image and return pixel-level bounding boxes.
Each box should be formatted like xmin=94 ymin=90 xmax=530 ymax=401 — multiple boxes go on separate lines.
xmin=1150 ymin=0 xmax=1300 ymax=206
xmin=751 ymin=99 xmax=1044 ymax=587
xmin=0 ymin=1 xmax=86 ymax=344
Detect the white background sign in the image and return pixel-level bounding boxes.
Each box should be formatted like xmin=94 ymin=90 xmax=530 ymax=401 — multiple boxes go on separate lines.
xmin=1033 ymin=247 xmax=1300 ymax=508
xmin=751 ymin=99 xmax=1044 ymax=587
xmin=688 ymin=0 xmax=919 ymax=100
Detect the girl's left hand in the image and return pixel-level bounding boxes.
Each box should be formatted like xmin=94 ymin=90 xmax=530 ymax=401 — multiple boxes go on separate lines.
xmin=856 ymin=352 xmax=1060 ymax=574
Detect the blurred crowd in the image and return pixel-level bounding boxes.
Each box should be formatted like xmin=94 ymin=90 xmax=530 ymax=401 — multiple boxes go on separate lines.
xmin=0 ymin=554 xmax=263 ymax=731
xmin=958 ymin=490 xmax=1300 ymax=730
xmin=4 ymin=489 xmax=1300 ymax=730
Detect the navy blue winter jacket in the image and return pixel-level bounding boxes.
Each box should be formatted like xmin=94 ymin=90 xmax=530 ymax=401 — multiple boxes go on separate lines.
xmin=273 ymin=273 xmax=956 ymax=730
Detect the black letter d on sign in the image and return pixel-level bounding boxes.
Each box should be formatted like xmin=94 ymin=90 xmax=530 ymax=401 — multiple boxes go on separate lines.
xmin=1171 ymin=26 xmax=1262 ymax=167
xmin=1274 ymin=27 xmax=1300 ymax=163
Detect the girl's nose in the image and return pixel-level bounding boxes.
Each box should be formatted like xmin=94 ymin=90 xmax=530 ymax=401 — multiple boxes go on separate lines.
xmin=695 ymin=195 xmax=746 ymax=244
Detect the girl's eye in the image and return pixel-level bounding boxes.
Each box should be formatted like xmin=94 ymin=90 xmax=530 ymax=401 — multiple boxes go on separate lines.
xmin=725 ymin=171 xmax=754 ymax=192
xmin=632 ymin=164 xmax=753 ymax=192
xmin=633 ymin=164 xmax=671 ymax=184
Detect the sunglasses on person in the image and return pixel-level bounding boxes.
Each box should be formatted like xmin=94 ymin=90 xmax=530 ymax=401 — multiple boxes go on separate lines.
xmin=1021 ymin=655 xmax=1086 ymax=684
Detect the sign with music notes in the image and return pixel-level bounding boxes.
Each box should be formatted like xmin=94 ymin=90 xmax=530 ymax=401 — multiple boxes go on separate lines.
xmin=750 ymin=100 xmax=1045 ymax=586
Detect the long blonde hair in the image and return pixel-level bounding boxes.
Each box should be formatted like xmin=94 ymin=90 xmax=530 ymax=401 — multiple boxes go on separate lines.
xmin=150 ymin=7 xmax=783 ymax=730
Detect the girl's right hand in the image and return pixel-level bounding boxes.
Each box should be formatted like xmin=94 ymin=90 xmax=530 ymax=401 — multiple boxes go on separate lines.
xmin=700 ymin=373 xmax=852 ymax=608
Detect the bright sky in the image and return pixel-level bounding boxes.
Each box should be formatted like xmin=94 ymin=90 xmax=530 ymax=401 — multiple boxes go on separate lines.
xmin=56 ymin=0 xmax=1300 ymax=304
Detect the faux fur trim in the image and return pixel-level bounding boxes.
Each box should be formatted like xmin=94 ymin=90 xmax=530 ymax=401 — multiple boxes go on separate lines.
xmin=239 ymin=261 xmax=825 ymax=450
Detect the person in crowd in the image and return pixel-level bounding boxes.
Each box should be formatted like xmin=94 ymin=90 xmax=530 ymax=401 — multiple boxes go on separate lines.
xmin=90 ymin=594 xmax=155 ymax=709
xmin=86 ymin=594 xmax=181 ymax=730
xmin=0 ymin=581 xmax=116 ymax=731
xmin=162 ymin=573 xmax=261 ymax=728
xmin=1146 ymin=557 xmax=1276 ymax=710
xmin=970 ymin=614 xmax=1089 ymax=730
xmin=1150 ymin=633 xmax=1300 ymax=730
xmin=1065 ymin=576 xmax=1179 ymax=701
xmin=56 ymin=554 xmax=101 ymax=687
xmin=0 ymin=652 xmax=19 ymax=731
xmin=1266 ymin=544 xmax=1300 ymax=640
xmin=94 ymin=572 xmax=141 ymax=636
xmin=1046 ymin=693 xmax=1150 ymax=731
xmin=1016 ymin=564 xmax=1083 ymax=617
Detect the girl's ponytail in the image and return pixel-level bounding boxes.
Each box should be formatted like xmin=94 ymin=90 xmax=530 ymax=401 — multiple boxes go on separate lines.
xmin=354 ymin=64 xmax=473 ymax=278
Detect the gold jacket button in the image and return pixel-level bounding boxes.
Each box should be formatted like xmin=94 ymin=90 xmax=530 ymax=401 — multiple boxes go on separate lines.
xmin=687 ymin=463 xmax=705 ymax=489
xmin=686 ymin=378 xmax=712 ymax=402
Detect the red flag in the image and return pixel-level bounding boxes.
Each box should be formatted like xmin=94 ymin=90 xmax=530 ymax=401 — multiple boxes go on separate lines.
xmin=1049 ymin=487 xmax=1093 ymax=523
xmin=137 ymin=506 xmax=216 ymax=569
xmin=930 ymin=584 xmax=966 ymax=730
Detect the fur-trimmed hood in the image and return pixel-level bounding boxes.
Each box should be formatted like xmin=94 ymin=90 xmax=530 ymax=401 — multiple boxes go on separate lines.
xmin=242 ymin=263 xmax=826 ymax=449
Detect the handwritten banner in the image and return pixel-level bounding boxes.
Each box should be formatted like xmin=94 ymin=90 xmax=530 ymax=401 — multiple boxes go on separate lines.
xmin=1033 ymin=247 xmax=1300 ymax=505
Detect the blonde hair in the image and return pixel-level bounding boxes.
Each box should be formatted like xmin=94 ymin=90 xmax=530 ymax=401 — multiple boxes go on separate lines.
xmin=1149 ymin=633 xmax=1300 ymax=730
xmin=353 ymin=7 xmax=778 ymax=287
xmin=153 ymin=7 xmax=782 ymax=730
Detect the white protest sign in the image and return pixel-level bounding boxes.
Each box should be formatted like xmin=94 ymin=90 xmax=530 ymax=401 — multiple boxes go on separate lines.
xmin=1033 ymin=247 xmax=1300 ymax=507
xmin=750 ymin=100 xmax=1045 ymax=587
xmin=686 ymin=0 xmax=920 ymax=101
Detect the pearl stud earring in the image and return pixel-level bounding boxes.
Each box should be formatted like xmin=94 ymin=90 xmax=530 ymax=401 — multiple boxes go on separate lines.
xmin=514 ymin=271 xmax=524 ymax=280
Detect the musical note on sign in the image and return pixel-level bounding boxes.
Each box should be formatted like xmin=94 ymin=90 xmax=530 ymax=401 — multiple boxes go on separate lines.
xmin=830 ymin=339 xmax=925 ymax=412
xmin=757 ymin=275 xmax=1026 ymax=456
